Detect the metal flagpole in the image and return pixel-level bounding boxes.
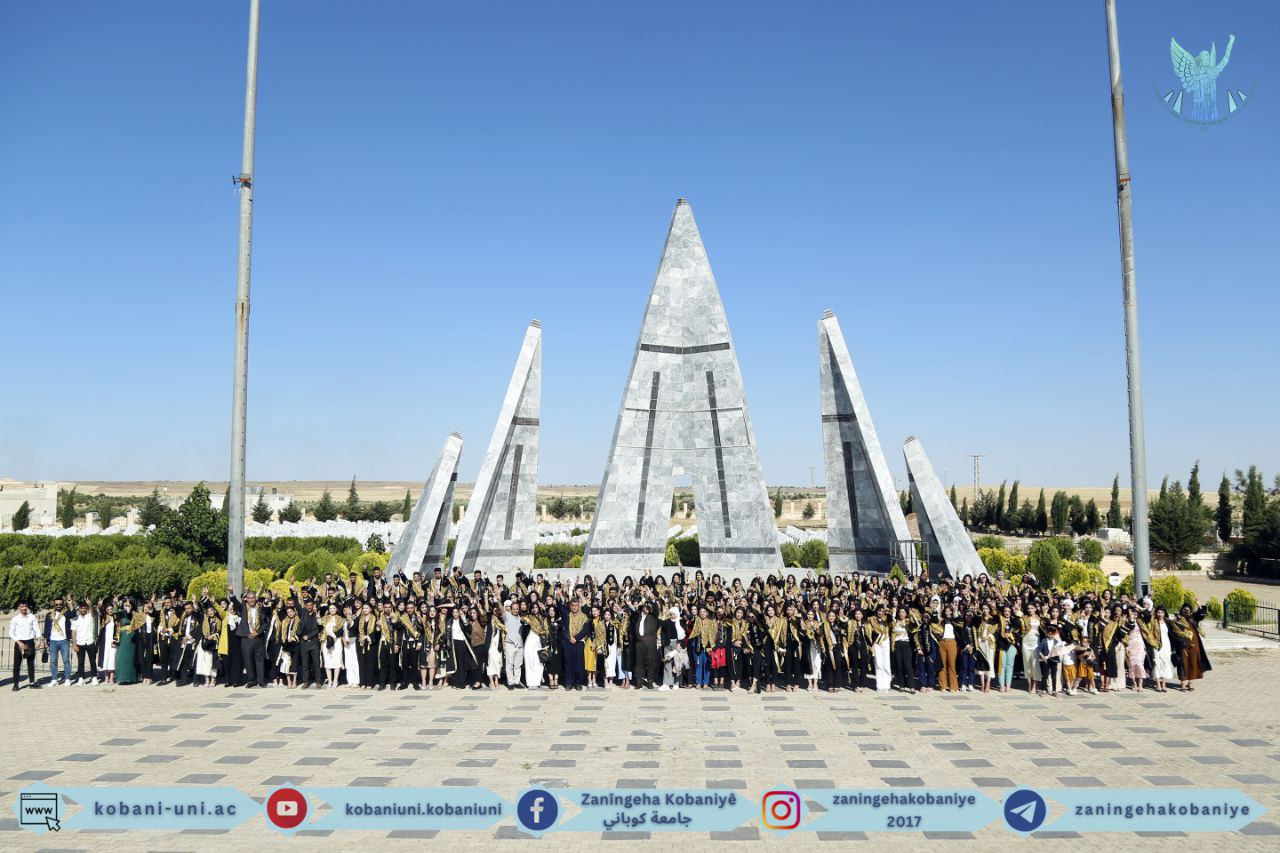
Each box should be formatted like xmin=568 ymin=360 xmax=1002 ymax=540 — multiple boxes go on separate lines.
xmin=1103 ymin=0 xmax=1151 ymax=598
xmin=228 ymin=0 xmax=262 ymax=596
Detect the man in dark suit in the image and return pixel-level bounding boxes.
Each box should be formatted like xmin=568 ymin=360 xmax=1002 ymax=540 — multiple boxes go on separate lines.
xmin=632 ymin=601 xmax=659 ymax=689
xmin=296 ymin=597 xmax=322 ymax=688
xmin=234 ymin=588 xmax=269 ymax=687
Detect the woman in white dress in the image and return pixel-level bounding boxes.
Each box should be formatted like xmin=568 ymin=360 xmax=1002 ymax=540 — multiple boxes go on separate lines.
xmin=100 ymin=607 xmax=117 ymax=685
xmin=872 ymin=608 xmax=893 ymax=692
xmin=523 ymin=605 xmax=546 ymax=689
xmin=1149 ymin=607 xmax=1175 ymax=692
xmin=486 ymin=609 xmax=504 ymax=687
xmin=976 ymin=607 xmax=997 ymax=693
xmin=321 ymin=604 xmax=344 ymax=688
xmin=195 ymin=604 xmax=218 ymax=686
xmin=341 ymin=605 xmax=361 ymax=688
xmin=1020 ymin=604 xmax=1042 ymax=694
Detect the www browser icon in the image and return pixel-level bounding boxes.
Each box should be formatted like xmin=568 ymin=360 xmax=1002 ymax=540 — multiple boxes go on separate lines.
xmin=19 ymin=792 xmax=61 ymax=831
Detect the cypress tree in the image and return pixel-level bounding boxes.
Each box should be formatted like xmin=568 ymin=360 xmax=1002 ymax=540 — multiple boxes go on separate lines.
xmin=58 ymin=487 xmax=78 ymax=529
xmin=401 ymin=490 xmax=413 ymax=520
xmin=995 ymin=481 xmax=1007 ymax=529
xmin=1107 ymin=475 xmax=1122 ymax=528
xmin=1242 ymin=466 xmax=1266 ymax=537
xmin=1007 ymin=481 xmax=1019 ymax=520
xmin=345 ymin=478 xmax=360 ymax=519
xmin=1035 ymin=489 xmax=1048 ymax=534
xmin=949 ymin=485 xmax=957 ymax=510
xmin=1216 ymin=474 xmax=1233 ymax=542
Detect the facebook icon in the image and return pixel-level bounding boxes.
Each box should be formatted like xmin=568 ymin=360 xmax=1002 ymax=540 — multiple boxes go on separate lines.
xmin=516 ymin=789 xmax=558 ymax=833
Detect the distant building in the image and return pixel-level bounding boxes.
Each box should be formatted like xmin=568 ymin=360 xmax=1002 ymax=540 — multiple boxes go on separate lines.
xmin=0 ymin=479 xmax=64 ymax=529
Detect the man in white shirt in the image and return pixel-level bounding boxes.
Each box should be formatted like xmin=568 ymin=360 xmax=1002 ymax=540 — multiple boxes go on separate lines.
xmin=501 ymin=600 xmax=524 ymax=689
xmin=72 ymin=601 xmax=100 ymax=685
xmin=9 ymin=601 xmax=41 ymax=691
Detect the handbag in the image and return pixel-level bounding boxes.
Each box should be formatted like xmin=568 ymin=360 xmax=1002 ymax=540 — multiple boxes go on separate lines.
xmin=710 ymin=647 xmax=727 ymax=669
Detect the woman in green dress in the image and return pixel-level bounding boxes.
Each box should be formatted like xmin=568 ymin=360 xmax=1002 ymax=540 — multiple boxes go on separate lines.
xmin=114 ymin=598 xmax=142 ymax=685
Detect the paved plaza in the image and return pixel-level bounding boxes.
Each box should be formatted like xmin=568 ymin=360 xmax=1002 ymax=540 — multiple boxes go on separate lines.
xmin=2 ymin=645 xmax=1278 ymax=851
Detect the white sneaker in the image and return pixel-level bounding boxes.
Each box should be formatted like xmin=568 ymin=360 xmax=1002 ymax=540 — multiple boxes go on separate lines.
xmin=658 ymin=685 xmax=670 ymax=691
xmin=91 ymin=677 xmax=100 ymax=685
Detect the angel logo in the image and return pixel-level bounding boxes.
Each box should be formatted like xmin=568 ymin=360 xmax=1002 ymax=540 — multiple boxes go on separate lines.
xmin=1156 ymin=33 xmax=1253 ymax=125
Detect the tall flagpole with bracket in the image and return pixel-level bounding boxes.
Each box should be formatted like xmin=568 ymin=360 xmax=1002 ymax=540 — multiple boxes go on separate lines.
xmin=228 ymin=0 xmax=262 ymax=597
xmin=1104 ymin=0 xmax=1150 ymax=598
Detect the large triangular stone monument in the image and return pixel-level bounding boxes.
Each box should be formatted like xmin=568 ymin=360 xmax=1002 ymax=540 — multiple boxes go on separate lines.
xmin=451 ymin=321 xmax=542 ymax=572
xmin=903 ymin=435 xmax=986 ymax=579
xmin=819 ymin=310 xmax=912 ymax=573
xmin=387 ymin=432 xmax=463 ymax=578
xmin=584 ymin=199 xmax=781 ymax=573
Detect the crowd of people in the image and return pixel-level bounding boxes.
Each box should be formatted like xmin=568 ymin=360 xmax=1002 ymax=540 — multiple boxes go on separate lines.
xmin=7 ymin=565 xmax=1213 ymax=696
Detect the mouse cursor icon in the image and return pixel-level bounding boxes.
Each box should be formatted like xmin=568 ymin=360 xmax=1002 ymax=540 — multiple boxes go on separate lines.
xmin=45 ymin=816 xmax=61 ymax=832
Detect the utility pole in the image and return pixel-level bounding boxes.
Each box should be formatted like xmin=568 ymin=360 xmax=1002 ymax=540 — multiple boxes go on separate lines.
xmin=1104 ymin=0 xmax=1151 ymax=598
xmin=965 ymin=454 xmax=985 ymax=501
xmin=227 ymin=0 xmax=262 ymax=597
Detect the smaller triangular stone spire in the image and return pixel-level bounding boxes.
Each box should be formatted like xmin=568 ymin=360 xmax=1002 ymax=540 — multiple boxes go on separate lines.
xmin=387 ymin=432 xmax=463 ymax=578
xmin=819 ymin=311 xmax=911 ymax=573
xmin=903 ymin=435 xmax=986 ymax=579
xmin=451 ymin=321 xmax=542 ymax=572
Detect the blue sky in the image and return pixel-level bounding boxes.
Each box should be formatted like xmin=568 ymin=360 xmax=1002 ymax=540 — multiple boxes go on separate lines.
xmin=2 ymin=1 xmax=1276 ymax=492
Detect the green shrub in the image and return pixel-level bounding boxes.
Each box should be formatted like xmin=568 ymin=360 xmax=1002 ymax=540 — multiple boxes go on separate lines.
xmin=0 ymin=545 xmax=36 ymax=568
xmin=888 ymin=564 xmax=908 ymax=584
xmin=1206 ymin=597 xmax=1223 ymax=619
xmin=185 ymin=568 xmax=275 ymax=601
xmin=779 ymin=542 xmax=801 ymax=567
xmin=1047 ymin=536 xmax=1076 ymax=560
xmin=1060 ymin=561 xmax=1106 ymax=594
xmin=664 ymin=543 xmax=679 ymax=567
xmin=245 ymin=548 xmax=304 ymax=575
xmin=974 ymin=535 xmax=1005 ymax=551
xmin=1150 ymin=575 xmax=1191 ymax=613
xmin=1027 ymin=540 xmax=1063 ymax=587
xmin=534 ymin=542 xmax=584 ymax=569
xmin=568 ymin=554 xmax=583 ymax=569
xmin=0 ymin=555 xmax=205 ymax=609
xmin=671 ymin=536 xmax=700 ymax=568
xmin=799 ymin=539 xmax=829 ymax=569
xmin=1224 ymin=588 xmax=1258 ymax=622
xmin=350 ymin=551 xmax=389 ymax=575
xmin=1078 ymin=537 xmax=1105 ymax=565
xmin=73 ymin=537 xmax=119 ymax=563
xmin=978 ymin=547 xmax=1026 ymax=577
xmin=286 ymin=550 xmax=344 ymax=583
xmin=534 ymin=557 xmax=551 ymax=570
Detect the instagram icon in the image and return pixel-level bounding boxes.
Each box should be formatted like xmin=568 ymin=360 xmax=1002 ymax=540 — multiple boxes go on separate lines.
xmin=761 ymin=790 xmax=801 ymax=831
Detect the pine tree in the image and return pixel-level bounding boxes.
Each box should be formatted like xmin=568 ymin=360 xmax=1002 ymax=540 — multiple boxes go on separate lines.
xmin=11 ymin=500 xmax=31 ymax=530
xmin=314 ymin=489 xmax=338 ymax=522
xmin=1216 ymin=474 xmax=1233 ymax=542
xmin=138 ymin=487 xmax=169 ymax=529
xmin=95 ymin=495 xmax=115 ymax=528
xmin=1018 ymin=499 xmax=1036 ymax=533
xmin=802 ymin=501 xmax=816 ymax=520
xmin=773 ymin=491 xmax=783 ymax=518
xmin=1107 ymin=475 xmax=1122 ymax=528
xmin=153 ymin=483 xmax=228 ymax=564
xmin=1084 ymin=498 xmax=1099 ymax=534
xmin=1148 ymin=480 xmax=1203 ymax=567
xmin=57 ymin=487 xmax=77 ymax=528
xmin=1068 ymin=494 xmax=1087 ymax=535
xmin=251 ymin=492 xmax=273 ymax=523
xmin=1036 ymin=489 xmax=1049 ymax=535
xmin=344 ymin=478 xmax=361 ymax=520
xmin=1188 ymin=461 xmax=1203 ymax=507
xmin=949 ymin=485 xmax=957 ymax=510
xmin=401 ymin=490 xmax=413 ymax=520
xmin=278 ymin=500 xmax=302 ymax=523
xmin=1007 ymin=481 xmax=1019 ymax=521
xmin=960 ymin=497 xmax=969 ymax=526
